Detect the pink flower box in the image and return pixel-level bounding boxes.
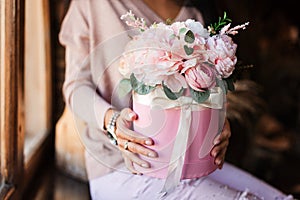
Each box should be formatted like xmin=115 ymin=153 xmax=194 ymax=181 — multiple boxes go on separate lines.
xmin=118 ymin=11 xmax=247 ymax=185
xmin=132 ymin=91 xmax=225 ymax=180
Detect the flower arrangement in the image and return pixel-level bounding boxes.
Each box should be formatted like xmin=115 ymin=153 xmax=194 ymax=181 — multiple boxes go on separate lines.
xmin=118 ymin=11 xmax=249 ymax=103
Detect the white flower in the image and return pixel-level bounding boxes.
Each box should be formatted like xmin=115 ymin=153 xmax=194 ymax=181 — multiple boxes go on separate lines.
xmin=185 ymin=19 xmax=210 ymax=38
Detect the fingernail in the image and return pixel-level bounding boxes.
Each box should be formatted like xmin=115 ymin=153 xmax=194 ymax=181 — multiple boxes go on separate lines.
xmin=213 ymin=139 xmax=220 ymax=145
xmin=212 ymin=151 xmax=218 ymax=157
xmin=215 ymin=159 xmax=221 ymax=166
xmin=141 ymin=163 xmax=150 ymax=168
xmin=129 ymin=112 xmax=136 ymax=120
xmin=145 ymin=140 xmax=153 ymax=145
xmin=148 ymin=152 xmax=157 ymax=158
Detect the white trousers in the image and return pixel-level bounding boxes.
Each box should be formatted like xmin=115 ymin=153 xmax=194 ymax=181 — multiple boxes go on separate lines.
xmin=89 ymin=162 xmax=293 ymax=200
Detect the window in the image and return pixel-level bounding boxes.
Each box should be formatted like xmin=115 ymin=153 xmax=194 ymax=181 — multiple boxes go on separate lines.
xmin=0 ymin=0 xmax=53 ymax=198
xmin=0 ymin=0 xmax=3 ymax=187
xmin=24 ymin=0 xmax=52 ymax=165
xmin=0 ymin=0 xmax=24 ymax=198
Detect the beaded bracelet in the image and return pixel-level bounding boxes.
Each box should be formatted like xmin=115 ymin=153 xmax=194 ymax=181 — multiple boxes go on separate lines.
xmin=106 ymin=110 xmax=120 ymax=146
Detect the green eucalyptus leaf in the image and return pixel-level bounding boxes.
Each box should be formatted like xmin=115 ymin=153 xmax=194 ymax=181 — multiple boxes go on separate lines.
xmin=179 ymin=27 xmax=187 ymax=35
xmin=184 ymin=30 xmax=195 ymax=43
xmin=117 ymin=79 xmax=132 ymax=98
xmin=169 ymin=34 xmax=176 ymax=39
xmin=190 ymin=88 xmax=210 ymax=103
xmin=224 ymin=78 xmax=235 ymax=92
xmin=162 ymin=82 xmax=184 ymax=100
xmin=216 ymin=78 xmax=227 ymax=95
xmin=184 ymin=45 xmax=194 ymax=55
xmin=130 ymin=73 xmax=155 ymax=95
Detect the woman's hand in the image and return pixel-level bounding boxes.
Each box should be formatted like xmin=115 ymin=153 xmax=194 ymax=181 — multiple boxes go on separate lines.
xmin=210 ymin=119 xmax=231 ymax=169
xmin=115 ymin=108 xmax=158 ymax=174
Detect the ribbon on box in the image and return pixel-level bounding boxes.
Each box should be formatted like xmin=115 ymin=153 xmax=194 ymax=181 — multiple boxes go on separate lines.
xmin=135 ymin=87 xmax=224 ymax=110
xmin=133 ymin=87 xmax=224 ymax=196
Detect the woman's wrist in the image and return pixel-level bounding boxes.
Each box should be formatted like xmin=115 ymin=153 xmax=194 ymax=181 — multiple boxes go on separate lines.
xmin=104 ymin=108 xmax=114 ymax=130
xmin=104 ymin=108 xmax=120 ymax=145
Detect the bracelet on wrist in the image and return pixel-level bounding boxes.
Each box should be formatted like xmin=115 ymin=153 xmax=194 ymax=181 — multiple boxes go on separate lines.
xmin=105 ymin=110 xmax=120 ymax=146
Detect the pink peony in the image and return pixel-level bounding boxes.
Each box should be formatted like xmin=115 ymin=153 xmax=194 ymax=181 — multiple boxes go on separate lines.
xmin=132 ymin=59 xmax=183 ymax=87
xmin=206 ymin=35 xmax=237 ymax=78
xmin=184 ymin=63 xmax=216 ymax=92
xmin=119 ymin=48 xmax=167 ymax=78
xmin=120 ymin=45 xmax=184 ymax=86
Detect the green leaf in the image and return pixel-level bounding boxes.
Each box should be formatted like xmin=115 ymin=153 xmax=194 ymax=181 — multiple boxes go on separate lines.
xmin=223 ymin=12 xmax=226 ymax=19
xmin=184 ymin=30 xmax=195 ymax=43
xmin=224 ymin=78 xmax=235 ymax=92
xmin=130 ymin=73 xmax=155 ymax=95
xmin=216 ymin=78 xmax=227 ymax=95
xmin=209 ymin=11 xmax=232 ymax=34
xmin=179 ymin=27 xmax=187 ymax=35
xmin=169 ymin=34 xmax=176 ymax=39
xmin=117 ymin=79 xmax=132 ymax=98
xmin=184 ymin=45 xmax=194 ymax=55
xmin=162 ymin=82 xmax=184 ymax=100
xmin=190 ymin=88 xmax=210 ymax=103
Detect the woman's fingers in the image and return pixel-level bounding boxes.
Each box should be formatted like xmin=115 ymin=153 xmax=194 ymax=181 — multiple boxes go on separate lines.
xmin=211 ymin=132 xmax=228 ymax=169
xmin=117 ymin=124 xmax=154 ymax=145
xmin=123 ymin=155 xmax=143 ymax=175
xmin=117 ymin=108 xmax=154 ymax=146
xmin=213 ymin=119 xmax=231 ymax=145
xmin=118 ymin=138 xmax=158 ymax=158
xmin=211 ymin=136 xmax=229 ymax=156
xmin=211 ymin=139 xmax=228 ymax=169
xmin=116 ymin=108 xmax=158 ymax=173
xmin=122 ymin=148 xmax=154 ymax=175
xmin=211 ymin=119 xmax=231 ymax=169
xmin=122 ymin=150 xmax=151 ymax=168
xmin=214 ymin=146 xmax=227 ymax=169
xmin=120 ymin=108 xmax=138 ymax=121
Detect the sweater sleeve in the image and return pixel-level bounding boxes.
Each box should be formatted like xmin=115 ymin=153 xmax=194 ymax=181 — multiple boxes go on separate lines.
xmin=59 ymin=1 xmax=111 ymax=131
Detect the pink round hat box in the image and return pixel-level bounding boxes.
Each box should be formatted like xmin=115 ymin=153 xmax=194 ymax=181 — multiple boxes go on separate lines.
xmin=132 ymin=91 xmax=225 ymax=180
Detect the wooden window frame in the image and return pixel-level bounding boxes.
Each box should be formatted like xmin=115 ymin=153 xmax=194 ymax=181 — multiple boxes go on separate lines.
xmin=0 ymin=0 xmax=53 ymax=199
xmin=0 ymin=0 xmax=25 ymax=199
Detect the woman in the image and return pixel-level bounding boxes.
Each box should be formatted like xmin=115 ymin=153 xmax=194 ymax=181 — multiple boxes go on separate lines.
xmin=59 ymin=0 xmax=290 ymax=199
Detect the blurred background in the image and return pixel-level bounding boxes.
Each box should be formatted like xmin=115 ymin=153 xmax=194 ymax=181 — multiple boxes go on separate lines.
xmin=1 ymin=0 xmax=296 ymax=199
xmin=216 ymin=1 xmax=300 ymax=197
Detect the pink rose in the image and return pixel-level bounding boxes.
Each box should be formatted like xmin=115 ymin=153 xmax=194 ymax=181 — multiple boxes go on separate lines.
xmin=184 ymin=63 xmax=216 ymax=92
xmin=206 ymin=35 xmax=237 ymax=78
